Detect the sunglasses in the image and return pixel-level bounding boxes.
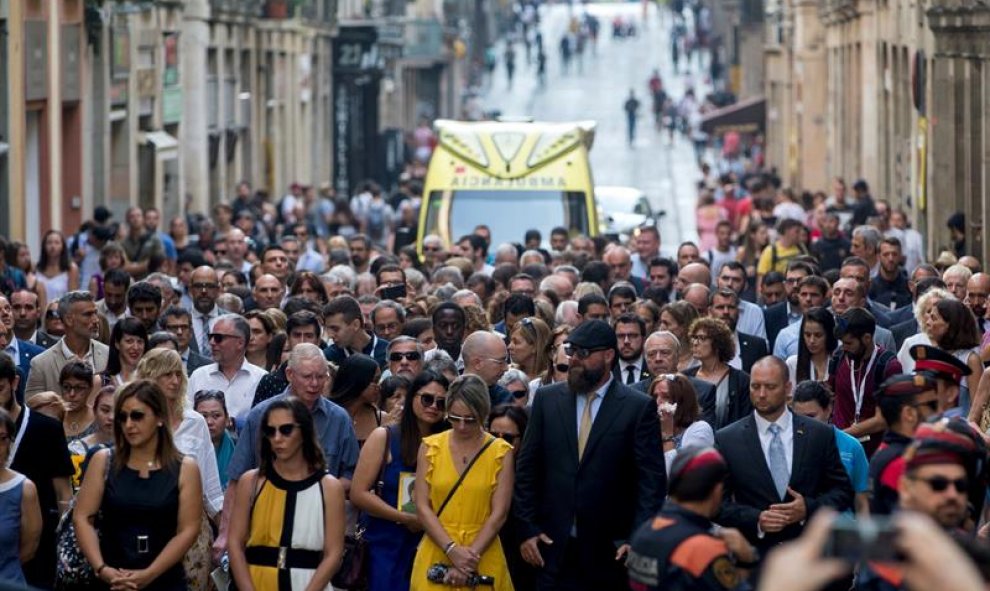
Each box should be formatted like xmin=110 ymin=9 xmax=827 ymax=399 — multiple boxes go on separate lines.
xmin=46 ymin=310 xmax=60 ymax=319
xmin=563 ymin=343 xmax=609 ymax=360
xmin=910 ymin=475 xmax=968 ymax=493
xmin=509 ymin=389 xmax=528 ymax=399
xmin=209 ymin=333 xmax=242 ymax=343
xmin=492 ymin=431 xmax=518 ymax=445
xmin=446 ymin=413 xmax=479 ymax=425
xmin=554 ymin=363 xmax=570 ymax=373
xmin=520 ymin=317 xmax=537 ymax=335
xmin=389 ymin=351 xmax=422 ymax=362
xmin=262 ymin=423 xmax=299 ymax=438
xmin=417 ymin=393 xmax=447 ymax=410
xmin=117 ymin=410 xmax=147 ymax=423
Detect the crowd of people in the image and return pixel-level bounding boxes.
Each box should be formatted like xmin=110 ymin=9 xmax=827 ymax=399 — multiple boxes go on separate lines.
xmin=0 ymin=169 xmax=989 ymax=591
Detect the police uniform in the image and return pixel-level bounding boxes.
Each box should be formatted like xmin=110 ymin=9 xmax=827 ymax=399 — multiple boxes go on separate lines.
xmin=627 ymin=503 xmax=749 ymax=591
xmin=910 ymin=344 xmax=971 ymax=417
xmin=868 ymin=374 xmax=937 ymax=515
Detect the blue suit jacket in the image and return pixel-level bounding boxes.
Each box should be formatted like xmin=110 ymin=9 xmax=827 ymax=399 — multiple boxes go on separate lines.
xmin=14 ymin=339 xmax=45 ymax=404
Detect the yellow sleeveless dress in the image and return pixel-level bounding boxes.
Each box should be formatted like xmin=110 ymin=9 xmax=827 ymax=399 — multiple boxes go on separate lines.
xmin=409 ymin=431 xmax=514 ymax=591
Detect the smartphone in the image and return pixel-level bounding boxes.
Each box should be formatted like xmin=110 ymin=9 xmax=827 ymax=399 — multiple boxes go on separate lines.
xmin=822 ymin=517 xmax=902 ymax=564
xmin=381 ymin=283 xmax=407 ymax=300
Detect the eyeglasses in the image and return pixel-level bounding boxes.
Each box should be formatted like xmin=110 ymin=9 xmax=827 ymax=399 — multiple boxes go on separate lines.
xmin=209 ymin=333 xmax=243 ymax=343
xmin=417 ymin=393 xmax=447 ymax=410
xmin=485 ymin=357 xmax=509 ymax=366
xmin=194 ymin=390 xmax=226 ymax=405
xmin=909 ymin=475 xmax=968 ymax=493
xmin=554 ymin=363 xmax=570 ymax=373
xmin=389 ymin=351 xmax=422 ymax=362
xmin=509 ymin=388 xmax=528 ymax=399
xmin=61 ymin=383 xmax=91 ymax=395
xmin=492 ymin=431 xmax=518 ymax=445
xmin=46 ymin=310 xmax=60 ymax=319
xmin=191 ymin=282 xmax=220 ymax=291
xmin=616 ymin=332 xmax=641 ymax=342
xmin=690 ymin=335 xmax=712 ymax=343
xmin=446 ymin=413 xmax=479 ymax=425
xmin=563 ymin=343 xmax=610 ymax=360
xmin=262 ymin=423 xmax=299 ymax=438
xmin=117 ymin=410 xmax=147 ymax=423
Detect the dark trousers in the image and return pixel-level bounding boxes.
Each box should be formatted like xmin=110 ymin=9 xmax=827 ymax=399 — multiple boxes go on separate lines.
xmin=537 ymin=537 xmax=626 ymax=591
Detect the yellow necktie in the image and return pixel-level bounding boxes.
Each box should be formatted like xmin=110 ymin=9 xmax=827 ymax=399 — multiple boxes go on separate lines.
xmin=578 ymin=392 xmax=598 ymax=460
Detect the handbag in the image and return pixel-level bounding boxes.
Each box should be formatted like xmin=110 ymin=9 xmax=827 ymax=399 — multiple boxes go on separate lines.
xmin=54 ymin=450 xmax=113 ymax=590
xmin=332 ymin=427 xmax=392 ymax=590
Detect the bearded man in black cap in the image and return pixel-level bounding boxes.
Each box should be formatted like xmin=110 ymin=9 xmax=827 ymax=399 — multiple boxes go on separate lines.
xmin=514 ymin=319 xmax=666 ymax=591
xmin=628 ymin=447 xmax=756 ymax=591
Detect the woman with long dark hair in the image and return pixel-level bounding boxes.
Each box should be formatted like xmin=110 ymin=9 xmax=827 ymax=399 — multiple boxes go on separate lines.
xmin=925 ymin=299 xmax=984 ymax=418
xmin=290 ymin=271 xmax=330 ymax=306
xmin=659 ymin=302 xmax=700 ymax=371
xmin=330 ymin=353 xmax=385 ymax=445
xmin=36 ymin=230 xmax=80 ymax=303
xmin=104 ymin=317 xmax=149 ymax=386
xmin=787 ymin=306 xmax=837 ymax=387
xmin=650 ymin=373 xmax=714 ymax=474
xmin=227 ymin=397 xmax=345 ymax=590
xmin=352 ymin=370 xmax=450 ymax=591
xmin=74 ymin=380 xmax=203 ymax=591
xmin=244 ymin=310 xmax=277 ymax=370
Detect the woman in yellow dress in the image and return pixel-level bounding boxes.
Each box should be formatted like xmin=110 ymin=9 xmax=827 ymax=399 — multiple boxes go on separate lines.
xmin=411 ymin=374 xmax=515 ymax=591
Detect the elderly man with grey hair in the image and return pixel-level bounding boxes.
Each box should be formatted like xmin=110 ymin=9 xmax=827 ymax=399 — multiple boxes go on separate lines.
xmin=451 ymin=289 xmax=483 ymax=309
xmin=422 ymin=234 xmax=447 ymax=270
xmin=215 ymin=342 xmax=358 ymax=557
xmin=186 ymin=313 xmax=267 ymax=420
xmin=851 ymin=225 xmax=882 ymax=276
xmin=555 ymin=300 xmax=580 ymax=328
xmin=460 ymin=330 xmax=513 ymax=406
xmin=26 ymin=290 xmax=108 ymax=399
xmin=387 ymin=335 xmax=425 ymax=379
xmin=631 ymin=330 xmax=716 ymax=423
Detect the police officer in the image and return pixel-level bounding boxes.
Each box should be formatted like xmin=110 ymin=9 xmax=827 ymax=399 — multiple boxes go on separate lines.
xmin=857 ymin=418 xmax=988 ymax=591
xmin=628 ymin=447 xmax=756 ymax=591
xmin=909 ymin=344 xmax=972 ymax=417
xmin=869 ymin=374 xmax=939 ymax=515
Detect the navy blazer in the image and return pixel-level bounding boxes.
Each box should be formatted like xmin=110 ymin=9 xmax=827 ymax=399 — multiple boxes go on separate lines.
xmin=715 ymin=413 xmax=853 ymax=551
xmin=763 ymin=302 xmax=792 ymax=352
xmin=682 ymin=366 xmax=752 ymax=430
xmin=891 ymin=317 xmax=918 ymax=350
xmin=14 ymin=339 xmax=45 ymax=404
xmin=738 ymin=331 xmax=769 ymax=375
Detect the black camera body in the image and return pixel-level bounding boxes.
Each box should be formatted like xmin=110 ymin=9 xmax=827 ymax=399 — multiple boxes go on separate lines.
xmin=426 ymin=563 xmax=495 ymax=586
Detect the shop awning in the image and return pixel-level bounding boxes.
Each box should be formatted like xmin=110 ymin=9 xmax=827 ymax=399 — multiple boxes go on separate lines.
xmin=700 ymin=96 xmax=766 ymax=135
xmin=138 ymin=130 xmax=178 ymax=158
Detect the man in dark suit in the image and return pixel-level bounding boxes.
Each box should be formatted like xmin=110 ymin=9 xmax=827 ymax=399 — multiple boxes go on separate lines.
xmin=763 ymin=262 xmax=814 ymax=350
xmin=514 ymin=320 xmax=666 ymax=590
xmin=160 ymin=306 xmax=212 ymax=375
xmin=0 ymin=323 xmax=44 ymax=404
xmin=710 ymin=288 xmax=769 ymax=374
xmin=612 ymin=314 xmax=650 ymax=385
xmin=633 ymin=330 xmax=714 ymax=404
xmin=715 ymin=356 xmax=853 ymax=553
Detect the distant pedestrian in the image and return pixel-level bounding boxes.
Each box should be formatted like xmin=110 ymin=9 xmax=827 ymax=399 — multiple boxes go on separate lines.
xmin=505 ymin=44 xmax=516 ymax=87
xmin=559 ymin=35 xmax=572 ymax=73
xmin=624 ymin=90 xmax=641 ymax=146
xmin=536 ymin=50 xmax=547 ymax=86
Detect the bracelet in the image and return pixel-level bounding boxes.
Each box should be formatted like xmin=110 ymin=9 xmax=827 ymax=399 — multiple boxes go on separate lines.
xmin=95 ymin=564 xmax=107 ymax=577
xmin=443 ymin=541 xmax=456 ymax=555
xmin=662 ymin=436 xmax=676 ymax=443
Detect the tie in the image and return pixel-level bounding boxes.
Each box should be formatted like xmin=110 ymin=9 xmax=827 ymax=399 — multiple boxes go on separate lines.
xmin=200 ymin=315 xmax=212 ymax=359
xmin=626 ymin=365 xmax=637 ymax=385
xmin=768 ymin=423 xmax=789 ymax=500
xmin=577 ymin=392 xmax=598 ymax=460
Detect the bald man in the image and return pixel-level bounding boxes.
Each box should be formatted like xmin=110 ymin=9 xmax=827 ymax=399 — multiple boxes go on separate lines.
xmin=683 ymin=284 xmax=710 ymax=317
xmin=461 ymin=330 xmax=513 ymax=406
xmin=252 ymin=274 xmax=285 ymax=311
xmin=189 ymin=266 xmax=225 ymax=359
xmin=966 ymin=273 xmax=990 ymax=338
xmin=603 ymin=246 xmax=648 ymax=294
xmin=674 ymin=263 xmax=712 ymax=299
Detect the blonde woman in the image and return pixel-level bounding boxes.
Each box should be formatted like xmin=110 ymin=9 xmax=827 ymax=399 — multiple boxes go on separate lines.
xmin=508 ymin=317 xmax=553 ymax=385
xmin=136 ymin=349 xmax=223 ymax=591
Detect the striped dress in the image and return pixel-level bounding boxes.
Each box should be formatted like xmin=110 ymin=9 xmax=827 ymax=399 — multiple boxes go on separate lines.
xmin=246 ymin=471 xmax=331 ymax=591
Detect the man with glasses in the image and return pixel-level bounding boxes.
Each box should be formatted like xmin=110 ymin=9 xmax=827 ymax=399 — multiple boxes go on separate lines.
xmin=189 ymin=266 xmax=227 ymax=359
xmin=612 ymin=314 xmax=648 ymax=385
xmin=632 ymin=331 xmax=714 ymax=408
xmin=421 ymin=234 xmax=448 ymax=270
xmin=603 ymin=246 xmax=648 ymax=295
xmin=252 ymin=311 xmax=325 ymax=407
xmin=868 ymin=374 xmax=940 ymax=515
xmin=160 ymin=306 xmax=211 ymax=374
xmin=186 ymin=314 xmax=266 ymax=421
xmin=514 ymin=319 xmax=666 ymax=590
xmin=371 ymin=300 xmax=405 ymax=342
xmin=386 ymin=336 xmax=424 ymax=379
xmin=715 ymin=261 xmax=767 ymax=341
xmin=216 ymin=343 xmax=358 ymax=561
xmin=461 ymin=331 xmax=513 ymax=406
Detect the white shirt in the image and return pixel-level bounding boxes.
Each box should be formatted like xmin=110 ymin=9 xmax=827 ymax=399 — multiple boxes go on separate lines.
xmin=664 ymin=421 xmax=715 ymax=475
xmin=754 ymin=409 xmax=794 ymax=474
xmin=5 ymin=338 xmax=19 ymax=363
xmin=173 ymin=409 xmax=224 ymax=517
xmin=737 ymin=300 xmax=767 ymax=341
xmin=186 ymin=358 xmax=267 ymax=420
xmin=61 ymin=338 xmax=96 ymax=367
xmin=729 ymin=334 xmax=743 ymax=371
xmin=575 ymin=376 xmax=613 ymax=434
xmin=898 ymin=333 xmax=932 ymax=374
xmin=618 ymin=358 xmax=645 ymax=385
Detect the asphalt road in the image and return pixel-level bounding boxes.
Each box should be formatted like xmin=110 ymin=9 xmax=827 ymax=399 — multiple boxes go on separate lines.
xmin=479 ymin=1 xmax=707 ymax=248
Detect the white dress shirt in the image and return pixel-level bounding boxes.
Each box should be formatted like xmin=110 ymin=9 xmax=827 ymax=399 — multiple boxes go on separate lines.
xmin=618 ymin=358 xmax=645 ymax=385
xmin=173 ymin=409 xmax=224 ymax=517
xmin=186 ymin=358 xmax=267 ymax=420
xmin=575 ymin=376 xmax=613 ymax=434
xmin=737 ymin=300 xmax=767 ymax=341
xmin=664 ymin=421 xmax=715 ymax=475
xmin=754 ymin=409 xmax=794 ymax=473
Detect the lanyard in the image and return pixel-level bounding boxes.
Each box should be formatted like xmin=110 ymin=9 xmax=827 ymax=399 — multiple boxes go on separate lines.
xmin=850 ymin=347 xmax=878 ymax=424
xmin=6 ymin=407 xmax=30 ymax=469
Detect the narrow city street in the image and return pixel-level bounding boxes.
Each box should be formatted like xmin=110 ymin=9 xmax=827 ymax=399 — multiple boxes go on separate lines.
xmin=479 ymin=1 xmax=705 ymax=248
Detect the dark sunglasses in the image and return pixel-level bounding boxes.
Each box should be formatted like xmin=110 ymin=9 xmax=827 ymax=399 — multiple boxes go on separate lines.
xmin=520 ymin=317 xmax=537 ymax=335
xmin=209 ymin=333 xmax=242 ymax=343
xmin=563 ymin=343 xmax=609 ymax=360
xmin=262 ymin=423 xmax=299 ymax=438
xmin=508 ymin=388 xmax=528 ymax=399
xmin=492 ymin=431 xmax=518 ymax=445
xmin=46 ymin=310 xmax=60 ymax=319
xmin=417 ymin=393 xmax=447 ymax=410
xmin=554 ymin=363 xmax=570 ymax=373
xmin=910 ymin=475 xmax=968 ymax=493
xmin=389 ymin=351 xmax=422 ymax=362
xmin=117 ymin=410 xmax=147 ymax=423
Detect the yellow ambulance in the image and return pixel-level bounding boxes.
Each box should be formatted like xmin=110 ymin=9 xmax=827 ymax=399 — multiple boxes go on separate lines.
xmin=417 ymin=119 xmax=600 ymax=251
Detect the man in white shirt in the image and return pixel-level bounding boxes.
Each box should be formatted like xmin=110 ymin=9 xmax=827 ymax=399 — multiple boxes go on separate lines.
xmin=715 ymin=261 xmax=767 ymax=341
xmin=630 ymin=225 xmax=662 ymax=280
xmin=613 ymin=314 xmax=649 ymax=385
xmin=186 ymin=314 xmax=266 ymax=420
xmin=704 ymin=221 xmax=738 ymax=280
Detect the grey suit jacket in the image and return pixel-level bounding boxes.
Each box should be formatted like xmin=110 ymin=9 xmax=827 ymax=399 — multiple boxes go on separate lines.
xmin=185 ymin=349 xmax=212 ymax=375
xmin=25 ymin=338 xmax=110 ymax=400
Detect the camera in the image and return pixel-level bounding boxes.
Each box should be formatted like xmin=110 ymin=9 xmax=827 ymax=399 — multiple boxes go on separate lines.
xmin=381 ymin=283 xmax=407 ymax=301
xmin=822 ymin=516 xmax=902 ymax=564
xmin=426 ymin=563 xmax=495 ymax=586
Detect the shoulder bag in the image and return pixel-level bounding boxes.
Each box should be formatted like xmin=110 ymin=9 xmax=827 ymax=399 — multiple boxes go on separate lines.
xmin=54 ymin=450 xmax=113 ymax=590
